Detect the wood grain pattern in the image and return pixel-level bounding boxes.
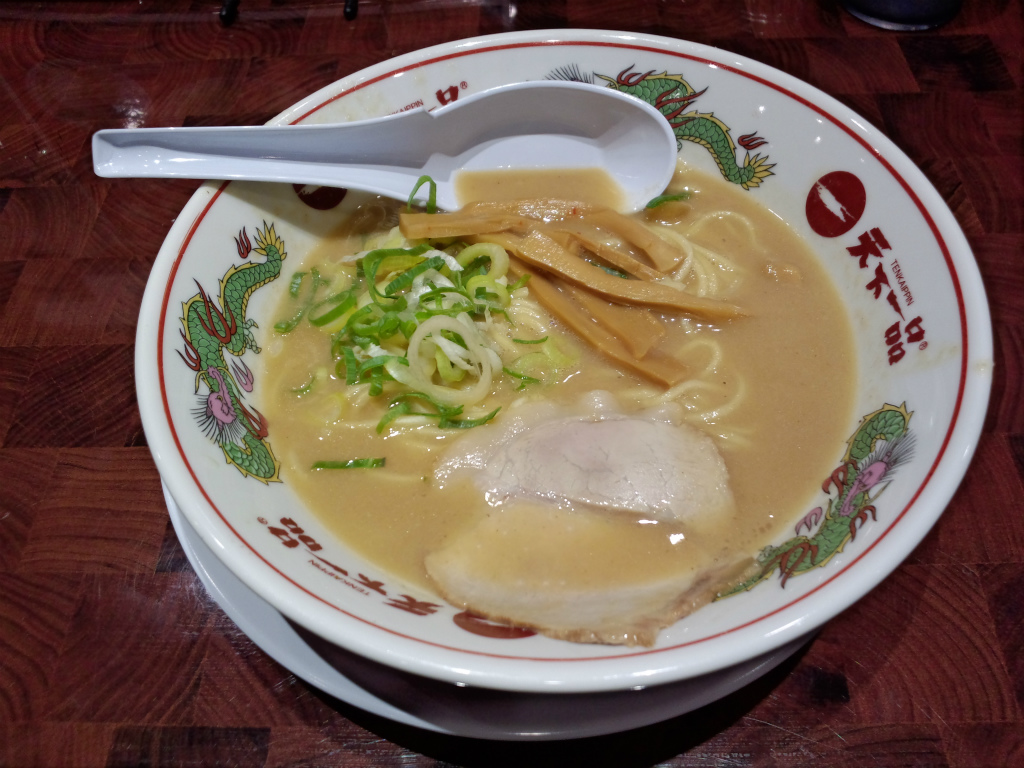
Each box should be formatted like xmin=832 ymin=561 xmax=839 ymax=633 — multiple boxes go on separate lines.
xmin=0 ymin=0 xmax=1021 ymax=765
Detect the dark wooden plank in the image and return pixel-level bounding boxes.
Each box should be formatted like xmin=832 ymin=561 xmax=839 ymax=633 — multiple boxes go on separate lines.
xmin=827 ymin=565 xmax=1017 ymax=725
xmin=0 ymin=119 xmax=92 ymax=186
xmin=18 ymin=448 xmax=166 ymax=573
xmin=0 ymin=448 xmax=60 ymax=571
xmin=989 ymin=325 xmax=1024 ymax=434
xmin=979 ymin=562 xmax=1024 ymax=713
xmin=194 ymin=627 xmax=343 ymax=727
xmin=944 ymin=723 xmax=1024 ymax=768
xmin=0 ymin=346 xmax=35 ymax=445
xmin=909 ymin=435 xmax=1024 ymax=565
xmin=659 ymin=0 xmax=757 ymax=39
xmin=46 ymin=572 xmax=210 ymax=724
xmin=125 ymin=9 xmax=307 ymax=64
xmin=900 ymin=34 xmax=1017 ymax=92
xmin=1 ymin=345 xmax=141 ymax=448
xmin=748 ymin=0 xmax=848 ymax=39
xmin=0 ymin=259 xmax=130 ymax=346
xmin=0 ymin=572 xmax=85 ymax=723
xmin=83 ymin=179 xmax=199 ymax=261
xmin=106 ymin=725 xmax=270 ymax=768
xmin=953 ymin=154 xmax=1024 ymax=235
xmin=0 ymin=184 xmax=109 ymax=262
xmin=0 ymin=722 xmax=116 ymax=768
xmin=804 ymin=36 xmax=920 ymax=94
xmin=878 ymin=92 xmax=1002 ymax=167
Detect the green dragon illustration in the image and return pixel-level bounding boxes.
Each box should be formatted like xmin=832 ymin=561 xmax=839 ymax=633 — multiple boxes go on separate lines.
xmin=548 ymin=65 xmax=774 ymax=189
xmin=721 ymin=403 xmax=915 ymax=596
xmin=178 ymin=222 xmax=284 ymax=483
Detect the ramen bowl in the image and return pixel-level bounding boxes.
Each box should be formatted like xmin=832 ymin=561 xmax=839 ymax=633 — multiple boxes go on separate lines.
xmin=135 ymin=29 xmax=992 ymax=739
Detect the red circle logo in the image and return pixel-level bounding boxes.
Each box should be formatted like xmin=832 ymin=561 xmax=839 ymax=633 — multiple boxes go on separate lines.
xmin=805 ymin=171 xmax=866 ymax=238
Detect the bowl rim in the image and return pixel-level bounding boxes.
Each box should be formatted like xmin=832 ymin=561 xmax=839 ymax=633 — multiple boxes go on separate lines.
xmin=135 ymin=28 xmax=994 ymax=693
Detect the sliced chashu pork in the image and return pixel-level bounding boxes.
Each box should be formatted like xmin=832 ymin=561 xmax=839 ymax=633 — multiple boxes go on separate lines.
xmin=425 ymin=502 xmax=752 ymax=646
xmin=480 ymin=415 xmax=735 ymax=521
xmin=427 ymin=400 xmax=749 ymax=646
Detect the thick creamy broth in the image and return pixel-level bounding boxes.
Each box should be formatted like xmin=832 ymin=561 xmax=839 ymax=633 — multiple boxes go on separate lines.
xmin=259 ymin=166 xmax=856 ymax=624
xmin=456 ymin=167 xmax=625 ymax=209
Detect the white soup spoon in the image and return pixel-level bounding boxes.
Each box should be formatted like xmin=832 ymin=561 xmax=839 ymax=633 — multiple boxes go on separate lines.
xmin=92 ymin=81 xmax=678 ymax=213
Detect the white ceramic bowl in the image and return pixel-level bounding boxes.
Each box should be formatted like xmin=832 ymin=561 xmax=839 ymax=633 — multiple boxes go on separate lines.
xmin=135 ymin=29 xmax=992 ymax=737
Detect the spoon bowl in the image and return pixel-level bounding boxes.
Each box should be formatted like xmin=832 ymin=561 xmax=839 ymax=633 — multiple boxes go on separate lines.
xmin=92 ymin=81 xmax=677 ymax=212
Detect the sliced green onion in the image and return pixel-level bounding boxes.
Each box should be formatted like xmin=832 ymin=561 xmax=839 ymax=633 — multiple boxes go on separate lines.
xmin=362 ymin=244 xmax=431 ymax=306
xmin=407 ymin=175 xmax=438 ymax=214
xmin=335 ymin=349 xmax=408 ymax=391
xmin=507 ymin=274 xmax=531 ymax=291
xmin=308 ymin=291 xmax=356 ymax=327
xmin=275 ymin=267 xmax=330 ymax=332
xmin=465 ymin=274 xmax=510 ymax=306
xmin=375 ymin=390 xmax=499 ymax=433
xmin=415 ymin=286 xmax=475 ymax=308
xmin=435 ymin=348 xmax=467 ymax=383
xmin=586 ymin=258 xmax=630 ymax=279
xmin=413 ymin=304 xmax=475 ymax=322
xmin=290 ymin=373 xmax=317 ymax=395
xmin=368 ymin=364 xmax=385 ymax=396
xmin=399 ymin=317 xmax=418 ymax=338
xmin=344 ymin=304 xmax=377 ymax=337
xmin=288 ymin=271 xmax=306 ymax=297
xmin=438 ymin=328 xmax=468 ymax=350
xmin=440 ymin=407 xmax=500 ymax=429
xmin=357 ymin=354 xmax=406 ymax=378
xmin=376 ymin=400 xmax=412 ymax=433
xmin=274 ymin=313 xmax=304 ymax=333
xmin=455 ymin=242 xmax=508 ymax=280
xmin=502 ymin=366 xmax=540 ymax=390
xmin=340 ymin=346 xmax=359 ymax=385
xmin=312 ymin=458 xmax=385 ymax=470
xmin=645 ymin=191 xmax=692 ymax=208
xmin=512 ymin=336 xmax=548 ymax=345
xmin=376 ymin=252 xmax=428 ymax=275
xmin=384 ymin=255 xmax=446 ymax=296
xmin=377 ymin=311 xmax=401 ymax=338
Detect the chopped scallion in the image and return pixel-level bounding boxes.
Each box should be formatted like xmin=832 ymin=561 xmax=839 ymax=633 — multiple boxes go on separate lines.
xmin=312 ymin=458 xmax=386 ymax=470
xmin=502 ymin=366 xmax=541 ymax=390
xmin=290 ymin=373 xmax=316 ymax=395
xmin=507 ymin=274 xmax=531 ymax=291
xmin=274 ymin=314 xmax=304 ymax=333
xmin=645 ymin=191 xmax=692 ymax=208
xmin=308 ymin=291 xmax=356 ymax=327
xmin=375 ymin=390 xmax=500 ymax=433
xmin=288 ymin=271 xmax=306 ymax=297
xmin=383 ymin=255 xmax=446 ymax=296
xmin=340 ymin=346 xmax=359 ymax=385
xmin=512 ymin=336 xmax=548 ymax=345
xmin=407 ymin=175 xmax=438 ymax=214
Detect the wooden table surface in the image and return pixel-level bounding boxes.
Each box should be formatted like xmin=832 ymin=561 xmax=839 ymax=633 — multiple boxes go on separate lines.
xmin=1 ymin=0 xmax=1021 ymax=765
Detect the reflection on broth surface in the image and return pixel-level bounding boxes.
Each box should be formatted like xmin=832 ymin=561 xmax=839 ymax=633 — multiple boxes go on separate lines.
xmin=259 ymin=166 xmax=856 ymax=646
